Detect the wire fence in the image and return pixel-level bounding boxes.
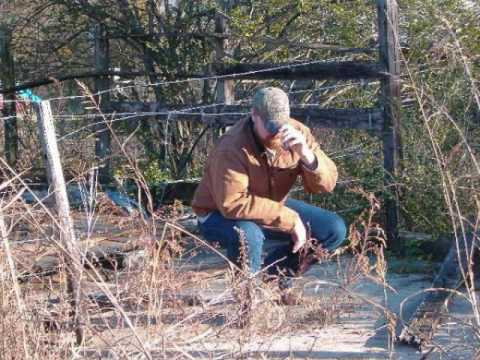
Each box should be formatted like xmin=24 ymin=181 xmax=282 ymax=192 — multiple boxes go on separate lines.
xmin=0 ymin=79 xmax=380 ymax=128
xmin=0 ymin=56 xmax=386 ymax=235
xmin=32 ymin=57 xmax=350 ymax=102
xmin=0 ymin=64 xmax=382 ymax=179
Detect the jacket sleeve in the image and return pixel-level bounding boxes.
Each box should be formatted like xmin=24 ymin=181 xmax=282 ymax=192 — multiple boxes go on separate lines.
xmin=300 ymin=127 xmax=338 ymax=193
xmin=209 ymin=150 xmax=299 ymax=233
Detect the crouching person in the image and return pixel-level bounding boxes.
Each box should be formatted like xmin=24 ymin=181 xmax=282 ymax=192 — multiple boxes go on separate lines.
xmin=191 ymin=87 xmax=346 ymax=303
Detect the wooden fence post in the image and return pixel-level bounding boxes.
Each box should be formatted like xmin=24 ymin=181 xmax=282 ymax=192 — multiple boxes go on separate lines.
xmin=34 ymin=100 xmax=85 ymax=345
xmin=214 ymin=1 xmax=234 ymax=138
xmin=0 ymin=26 xmax=18 ymax=167
xmin=377 ymin=0 xmax=403 ymax=253
xmin=94 ymin=23 xmax=112 ymax=184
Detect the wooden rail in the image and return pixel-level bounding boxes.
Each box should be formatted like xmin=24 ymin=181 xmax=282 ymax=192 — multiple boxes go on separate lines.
xmin=214 ymin=61 xmax=383 ymax=80
xmin=378 ymin=0 xmax=403 ymax=252
xmin=94 ymin=23 xmax=112 ymax=183
xmin=110 ymin=102 xmax=384 ymax=132
xmin=0 ymin=26 xmax=17 ymax=167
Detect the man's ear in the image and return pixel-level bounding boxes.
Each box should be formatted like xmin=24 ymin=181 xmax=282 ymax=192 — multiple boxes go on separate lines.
xmin=251 ymin=108 xmax=263 ymax=124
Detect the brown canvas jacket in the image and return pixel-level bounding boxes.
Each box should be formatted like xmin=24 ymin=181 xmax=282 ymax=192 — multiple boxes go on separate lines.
xmin=191 ymin=117 xmax=338 ymax=233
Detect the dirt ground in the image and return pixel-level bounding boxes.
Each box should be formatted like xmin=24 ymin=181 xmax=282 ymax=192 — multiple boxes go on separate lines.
xmin=156 ymin=244 xmax=478 ymax=360
xmin=14 ymin=212 xmax=479 ymax=359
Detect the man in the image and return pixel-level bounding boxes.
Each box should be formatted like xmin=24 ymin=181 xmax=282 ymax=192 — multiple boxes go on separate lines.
xmin=192 ymin=87 xmax=346 ymax=291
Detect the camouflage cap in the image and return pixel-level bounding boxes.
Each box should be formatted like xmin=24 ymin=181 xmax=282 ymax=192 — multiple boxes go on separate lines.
xmin=252 ymin=87 xmax=290 ymax=135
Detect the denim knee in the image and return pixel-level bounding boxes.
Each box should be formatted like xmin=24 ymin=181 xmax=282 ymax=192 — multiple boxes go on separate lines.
xmin=325 ymin=214 xmax=347 ymax=250
xmin=232 ymin=221 xmax=265 ymax=272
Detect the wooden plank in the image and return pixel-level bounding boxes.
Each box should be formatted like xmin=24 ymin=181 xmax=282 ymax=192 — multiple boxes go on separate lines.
xmin=93 ymin=23 xmax=112 ymax=183
xmin=377 ymin=0 xmax=402 ymax=253
xmin=0 ymin=26 xmax=18 ymax=167
xmin=214 ymin=61 xmax=383 ymax=80
xmin=213 ymin=0 xmax=234 ymax=140
xmin=21 ymin=240 xmax=140 ymax=279
xmin=33 ymin=100 xmax=85 ymax=345
xmin=1 ymin=61 xmax=382 ymax=94
xmin=293 ymin=107 xmax=384 ymax=132
xmin=110 ymin=102 xmax=384 ymax=132
xmin=214 ymin=1 xmax=234 ymax=105
xmin=20 ymin=216 xmax=200 ymax=280
xmin=397 ymin=233 xmax=472 ymax=348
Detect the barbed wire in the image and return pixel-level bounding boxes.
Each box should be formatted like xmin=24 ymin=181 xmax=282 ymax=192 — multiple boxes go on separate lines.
xmin=56 ymin=99 xmax=379 ymax=141
xmin=0 ymin=80 xmax=379 ymax=124
xmin=1 ymin=74 xmax=378 ymax=107
xmin=56 ymin=111 xmax=242 ymax=142
xmin=54 ymin=102 xmax=375 ymax=122
xmin=0 ymin=59 xmax=382 ymax=191
xmin=288 ymin=81 xmax=379 ymax=95
xmin=1 ymin=96 xmax=379 ymax=144
xmin=0 ymin=58 xmax=456 ymax=108
xmin=54 ymin=101 xmax=231 ymax=120
xmin=44 ymin=57 xmax=349 ymax=102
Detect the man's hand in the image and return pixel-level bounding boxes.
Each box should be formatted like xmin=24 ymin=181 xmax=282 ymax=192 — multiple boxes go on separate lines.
xmin=278 ymin=125 xmax=316 ymax=168
xmin=291 ymin=216 xmax=307 ymax=253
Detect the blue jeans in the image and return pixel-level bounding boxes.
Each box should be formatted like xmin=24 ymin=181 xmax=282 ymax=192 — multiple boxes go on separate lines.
xmin=197 ymin=198 xmax=346 ymax=279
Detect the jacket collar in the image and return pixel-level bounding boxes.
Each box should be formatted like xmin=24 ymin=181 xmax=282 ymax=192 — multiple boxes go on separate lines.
xmin=245 ymin=116 xmax=269 ymax=157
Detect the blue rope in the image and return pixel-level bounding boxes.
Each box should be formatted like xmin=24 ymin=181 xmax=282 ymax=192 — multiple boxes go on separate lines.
xmin=18 ymin=89 xmax=42 ymax=103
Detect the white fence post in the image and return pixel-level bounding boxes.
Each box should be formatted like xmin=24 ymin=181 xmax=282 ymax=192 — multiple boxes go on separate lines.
xmin=34 ymin=100 xmax=85 ymax=345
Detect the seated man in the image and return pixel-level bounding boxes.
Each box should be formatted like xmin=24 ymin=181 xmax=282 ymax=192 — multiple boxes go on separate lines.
xmin=191 ymin=87 xmax=346 ymax=291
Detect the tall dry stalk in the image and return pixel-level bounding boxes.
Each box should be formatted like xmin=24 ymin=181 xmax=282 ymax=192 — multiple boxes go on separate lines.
xmin=400 ymin=5 xmax=480 ymax=354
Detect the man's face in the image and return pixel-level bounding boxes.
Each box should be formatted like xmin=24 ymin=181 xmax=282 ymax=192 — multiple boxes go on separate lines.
xmin=252 ymin=109 xmax=283 ymax=150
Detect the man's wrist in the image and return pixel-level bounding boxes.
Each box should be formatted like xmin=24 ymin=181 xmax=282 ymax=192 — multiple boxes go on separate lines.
xmin=300 ymin=150 xmax=317 ymax=170
xmin=289 ymin=213 xmax=301 ymax=234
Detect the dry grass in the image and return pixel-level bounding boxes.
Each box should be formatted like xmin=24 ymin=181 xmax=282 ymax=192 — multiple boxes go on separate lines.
xmin=0 ymin=7 xmax=478 ymax=357
xmin=395 ymin=5 xmax=480 ymax=357
xmin=0 ymin=154 xmax=396 ymax=359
